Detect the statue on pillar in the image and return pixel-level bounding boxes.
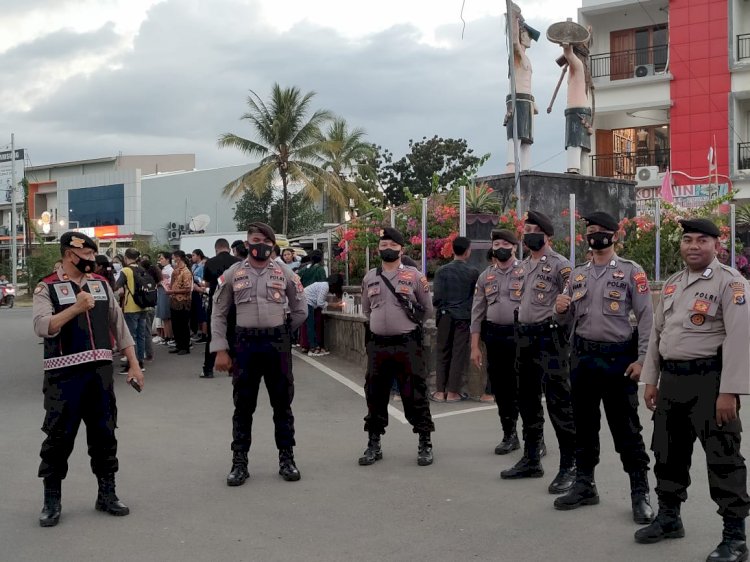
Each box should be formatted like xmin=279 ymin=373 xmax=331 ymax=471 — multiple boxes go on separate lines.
xmin=504 ymin=2 xmax=540 ymax=173
xmin=547 ymin=20 xmax=594 ymax=175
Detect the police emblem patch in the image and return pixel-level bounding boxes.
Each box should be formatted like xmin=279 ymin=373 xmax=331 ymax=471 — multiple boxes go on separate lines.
xmin=693 ymin=300 xmax=710 ymax=313
xmin=663 ymin=284 xmax=676 ymax=296
xmin=609 ymin=291 xmax=621 ymax=299
xmin=735 ymin=294 xmax=746 ymax=305
xmin=610 ymin=301 xmax=620 ymax=312
xmin=575 ymin=274 xmax=585 ymax=282
xmin=542 ymin=265 xmax=552 ymax=273
xmin=613 ymin=271 xmax=625 ymax=280
xmin=537 ymin=293 xmax=545 ymax=301
xmin=690 ymin=314 xmax=705 ymax=326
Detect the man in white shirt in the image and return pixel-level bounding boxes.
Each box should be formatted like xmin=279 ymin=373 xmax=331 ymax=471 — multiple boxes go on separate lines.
xmin=303 ymin=274 xmax=343 ymax=356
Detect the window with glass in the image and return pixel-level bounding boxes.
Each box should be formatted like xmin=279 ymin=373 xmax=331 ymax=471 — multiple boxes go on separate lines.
xmin=68 ymin=184 xmax=124 ymax=227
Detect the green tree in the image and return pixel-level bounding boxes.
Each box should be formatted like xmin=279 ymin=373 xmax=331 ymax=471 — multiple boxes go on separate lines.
xmin=376 ymin=136 xmax=481 ymax=205
xmin=316 ymin=118 xmax=379 ymax=221
xmin=218 ymin=84 xmax=342 ymax=235
xmin=233 ymin=189 xmax=323 ymax=237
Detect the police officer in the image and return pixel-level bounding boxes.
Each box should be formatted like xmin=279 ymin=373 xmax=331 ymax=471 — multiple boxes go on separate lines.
xmin=211 ymin=222 xmax=308 ymax=485
xmin=359 ymin=227 xmax=435 ymax=466
xmin=553 ymin=212 xmax=654 ymax=523
xmin=500 ymin=210 xmax=576 ymax=495
xmin=470 ymin=229 xmax=523 ymax=454
xmin=636 ymin=218 xmax=750 ymax=562
xmin=32 ymin=232 xmax=145 ymax=527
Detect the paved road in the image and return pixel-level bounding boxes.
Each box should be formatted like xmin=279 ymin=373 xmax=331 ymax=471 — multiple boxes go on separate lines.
xmin=0 ymin=307 xmax=737 ymax=561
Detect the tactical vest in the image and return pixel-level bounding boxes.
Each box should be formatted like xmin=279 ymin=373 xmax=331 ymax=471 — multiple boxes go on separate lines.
xmin=42 ymin=273 xmax=113 ymax=371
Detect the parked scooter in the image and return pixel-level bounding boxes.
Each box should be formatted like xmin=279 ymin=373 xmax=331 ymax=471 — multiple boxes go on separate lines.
xmin=0 ymin=283 xmax=15 ymax=308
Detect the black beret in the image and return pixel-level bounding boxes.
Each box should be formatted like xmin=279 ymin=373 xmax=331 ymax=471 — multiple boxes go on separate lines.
xmin=60 ymin=231 xmax=97 ymax=252
xmin=525 ymin=210 xmax=554 ymax=236
xmin=380 ymin=227 xmax=405 ymax=247
xmin=584 ymin=212 xmax=619 ymax=232
xmin=247 ymin=222 xmax=276 ymax=244
xmin=679 ymin=218 xmax=721 ymax=238
xmin=491 ymin=229 xmax=518 ymax=245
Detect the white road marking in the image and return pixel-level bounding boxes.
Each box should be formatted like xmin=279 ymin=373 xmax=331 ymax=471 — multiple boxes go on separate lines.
xmin=432 ymin=405 xmax=498 ymax=419
xmin=294 ymin=352 xmax=408 ymax=424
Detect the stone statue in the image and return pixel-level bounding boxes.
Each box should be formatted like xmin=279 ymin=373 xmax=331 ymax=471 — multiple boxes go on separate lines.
xmin=504 ymin=2 xmax=540 ymax=173
xmin=561 ymin=40 xmax=593 ymax=174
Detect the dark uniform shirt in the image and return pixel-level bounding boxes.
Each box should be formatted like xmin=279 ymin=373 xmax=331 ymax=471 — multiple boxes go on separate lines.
xmin=432 ymin=260 xmax=479 ymax=320
xmin=203 ymin=251 xmax=241 ymax=299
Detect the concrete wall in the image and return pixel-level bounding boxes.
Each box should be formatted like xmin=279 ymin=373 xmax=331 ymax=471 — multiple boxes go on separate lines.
xmin=141 ymin=164 xmax=254 ymax=245
xmin=117 ymin=154 xmax=195 ymax=175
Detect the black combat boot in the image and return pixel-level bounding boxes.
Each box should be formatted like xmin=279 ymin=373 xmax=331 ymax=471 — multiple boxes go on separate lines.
xmin=553 ymin=470 xmax=599 ymax=510
xmin=95 ymin=475 xmax=130 ymax=516
xmin=548 ymin=457 xmax=576 ymax=494
xmin=495 ymin=430 xmax=520 ymax=455
xmin=501 ymin=441 xmax=544 ymax=479
xmin=417 ymin=433 xmax=433 ymax=466
xmin=706 ymin=517 xmax=748 ymax=562
xmin=634 ymin=500 xmax=685 ymax=544
xmin=39 ymin=478 xmax=62 ymax=527
xmin=226 ymin=451 xmax=249 ymax=487
xmin=629 ymin=471 xmax=655 ymax=524
xmin=358 ymin=433 xmax=383 ymax=466
xmin=278 ymin=448 xmax=301 ymax=482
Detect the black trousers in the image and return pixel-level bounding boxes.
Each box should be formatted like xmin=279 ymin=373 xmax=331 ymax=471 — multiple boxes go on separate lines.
xmin=570 ymin=338 xmax=649 ymax=475
xmin=39 ymin=364 xmax=118 ymax=480
xmin=364 ymin=334 xmax=434 ymax=435
xmin=653 ymin=363 xmax=750 ymax=519
xmin=516 ymin=328 xmax=576 ymax=463
xmin=170 ymin=307 xmax=191 ymax=352
xmin=231 ymin=330 xmax=295 ymax=451
xmin=483 ymin=323 xmax=519 ymax=435
xmin=435 ymin=313 xmax=471 ymax=394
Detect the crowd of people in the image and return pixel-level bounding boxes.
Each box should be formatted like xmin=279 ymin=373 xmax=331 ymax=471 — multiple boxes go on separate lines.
xmin=29 ymin=213 xmax=750 ymax=562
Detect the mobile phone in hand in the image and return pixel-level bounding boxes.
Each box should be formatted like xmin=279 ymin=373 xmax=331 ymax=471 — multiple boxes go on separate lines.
xmin=129 ymin=379 xmax=142 ymax=393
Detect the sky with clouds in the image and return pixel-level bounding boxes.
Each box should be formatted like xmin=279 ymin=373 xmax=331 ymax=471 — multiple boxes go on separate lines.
xmin=1 ymin=0 xmax=583 ymax=176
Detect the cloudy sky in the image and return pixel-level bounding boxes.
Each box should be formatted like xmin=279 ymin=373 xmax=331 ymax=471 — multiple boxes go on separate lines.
xmin=1 ymin=0 xmax=583 ymax=176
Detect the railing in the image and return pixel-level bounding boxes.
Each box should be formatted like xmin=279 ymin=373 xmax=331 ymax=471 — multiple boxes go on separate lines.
xmin=590 ymin=44 xmax=668 ymax=80
xmin=739 ymin=142 xmax=750 ymax=171
xmin=739 ymin=34 xmax=750 ymax=62
xmin=590 ymin=149 xmax=670 ymax=179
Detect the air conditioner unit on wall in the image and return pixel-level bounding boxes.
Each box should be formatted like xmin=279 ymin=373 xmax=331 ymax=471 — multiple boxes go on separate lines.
xmin=634 ymin=64 xmax=655 ymax=78
xmin=636 ymin=166 xmax=661 ymax=187
xmin=168 ymin=229 xmax=180 ymax=240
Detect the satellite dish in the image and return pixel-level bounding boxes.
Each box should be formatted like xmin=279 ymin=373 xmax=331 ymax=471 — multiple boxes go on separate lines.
xmin=189 ymin=214 xmax=211 ymax=232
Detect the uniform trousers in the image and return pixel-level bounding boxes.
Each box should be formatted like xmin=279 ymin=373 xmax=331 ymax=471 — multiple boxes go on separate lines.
xmin=39 ymin=364 xmax=118 ymax=480
xmin=364 ymin=331 xmax=434 ymax=435
xmin=570 ymin=337 xmax=650 ymax=475
xmin=515 ymin=325 xmax=576 ymax=462
xmin=435 ymin=312 xmax=470 ymax=394
xmin=652 ymin=359 xmax=750 ymax=518
xmin=231 ymin=328 xmax=295 ymax=452
xmin=483 ymin=323 xmax=519 ymax=435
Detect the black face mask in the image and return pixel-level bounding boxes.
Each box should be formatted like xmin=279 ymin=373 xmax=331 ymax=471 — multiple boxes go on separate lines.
xmin=523 ymin=233 xmax=546 ymax=251
xmin=379 ymin=249 xmax=400 ymax=263
xmin=492 ymin=248 xmax=513 ymax=262
xmin=247 ymin=243 xmax=273 ymax=261
xmin=71 ymin=252 xmax=96 ymax=274
xmin=588 ymin=231 xmax=615 ymax=250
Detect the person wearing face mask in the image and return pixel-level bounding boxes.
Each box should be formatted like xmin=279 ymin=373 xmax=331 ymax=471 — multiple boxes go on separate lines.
xmin=552 ymin=212 xmax=655 ymax=525
xmin=500 ymin=210 xmax=577 ymax=495
xmin=111 ymin=255 xmax=123 ymax=284
xmin=32 ymin=232 xmax=145 ymax=527
xmin=470 ymin=229 xmax=524 ymax=455
xmin=635 ymin=219 xmax=750 ymax=562
xmin=359 ymin=227 xmax=435 ymax=467
xmin=211 ymin=222 xmax=308 ymax=485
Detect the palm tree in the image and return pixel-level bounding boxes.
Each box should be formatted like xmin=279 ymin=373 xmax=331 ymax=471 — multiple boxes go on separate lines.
xmin=218 ymin=84 xmax=335 ymax=235
xmin=316 ymin=118 xmax=379 ymax=221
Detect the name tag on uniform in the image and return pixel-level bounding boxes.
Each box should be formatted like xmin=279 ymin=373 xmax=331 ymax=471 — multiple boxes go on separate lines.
xmin=269 ymin=280 xmax=285 ymax=290
xmin=397 ymin=284 xmax=411 ymax=294
xmin=87 ymin=280 xmax=107 ymax=301
xmin=54 ymin=282 xmax=76 ymax=305
xmin=234 ymin=279 xmax=252 ymax=291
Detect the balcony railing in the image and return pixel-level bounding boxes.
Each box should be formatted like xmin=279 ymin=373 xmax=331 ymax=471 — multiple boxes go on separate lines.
xmin=590 ymin=149 xmax=670 ymax=179
xmin=739 ymin=142 xmax=750 ymax=171
xmin=739 ymin=34 xmax=750 ymax=62
xmin=590 ymin=44 xmax=668 ymax=80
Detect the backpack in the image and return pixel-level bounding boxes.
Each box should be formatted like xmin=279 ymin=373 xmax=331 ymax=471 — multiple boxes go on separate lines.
xmin=127 ymin=265 xmax=158 ymax=308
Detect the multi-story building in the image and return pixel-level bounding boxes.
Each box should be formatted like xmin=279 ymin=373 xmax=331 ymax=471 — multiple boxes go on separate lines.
xmin=579 ymin=0 xmax=750 ymax=209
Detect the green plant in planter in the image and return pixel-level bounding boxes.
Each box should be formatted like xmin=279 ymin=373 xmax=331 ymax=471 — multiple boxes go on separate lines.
xmin=447 ymin=182 xmax=503 ymax=214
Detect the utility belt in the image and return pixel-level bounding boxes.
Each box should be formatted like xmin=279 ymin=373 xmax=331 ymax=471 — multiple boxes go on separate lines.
xmin=573 ymin=335 xmax=634 ymax=355
xmin=661 ymin=355 xmax=721 ymax=374
xmin=482 ymin=321 xmax=515 ymax=338
xmin=516 ymin=317 xmax=558 ymax=336
xmin=236 ymin=325 xmax=288 ymax=341
xmin=370 ymin=328 xmax=422 ymax=346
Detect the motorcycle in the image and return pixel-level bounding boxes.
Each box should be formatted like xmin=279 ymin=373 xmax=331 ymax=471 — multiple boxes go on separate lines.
xmin=0 ymin=284 xmax=15 ymax=308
